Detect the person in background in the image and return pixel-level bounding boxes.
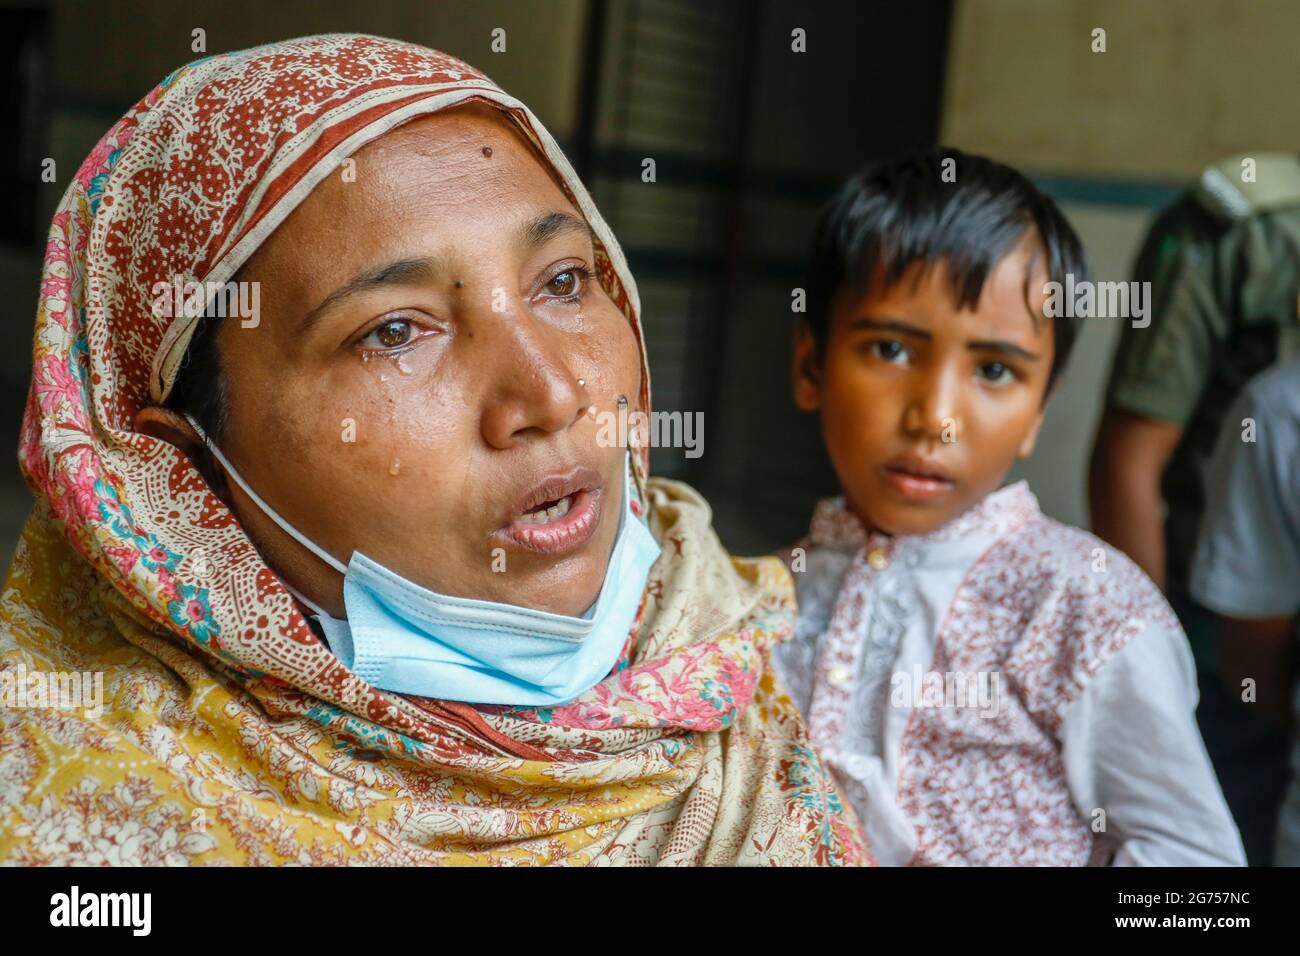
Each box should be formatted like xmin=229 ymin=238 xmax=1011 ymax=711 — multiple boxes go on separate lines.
xmin=1089 ymin=152 xmax=1300 ymax=865
xmin=1190 ymin=358 xmax=1300 ymax=866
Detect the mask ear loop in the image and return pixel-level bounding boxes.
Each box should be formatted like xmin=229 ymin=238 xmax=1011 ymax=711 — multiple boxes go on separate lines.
xmin=280 ymin=578 xmax=335 ymax=622
xmin=181 ymin=413 xmax=350 ymax=577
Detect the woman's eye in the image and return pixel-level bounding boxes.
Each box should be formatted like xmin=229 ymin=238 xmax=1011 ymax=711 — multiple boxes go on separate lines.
xmin=543 ymin=268 xmax=584 ymax=299
xmin=360 ymin=318 xmax=415 ymax=351
xmin=870 ymin=340 xmax=909 ymax=364
xmin=978 ymin=361 xmax=1015 ymax=385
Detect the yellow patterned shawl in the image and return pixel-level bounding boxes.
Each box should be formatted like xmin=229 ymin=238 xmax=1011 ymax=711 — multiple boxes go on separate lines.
xmin=0 ymin=34 xmax=868 ymax=866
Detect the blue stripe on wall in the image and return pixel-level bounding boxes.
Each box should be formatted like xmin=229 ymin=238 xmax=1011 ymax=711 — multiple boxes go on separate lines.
xmin=1029 ymin=172 xmax=1184 ymax=210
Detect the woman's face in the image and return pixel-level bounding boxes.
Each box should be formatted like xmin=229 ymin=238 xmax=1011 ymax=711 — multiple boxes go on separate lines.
xmin=183 ymin=104 xmax=642 ymax=618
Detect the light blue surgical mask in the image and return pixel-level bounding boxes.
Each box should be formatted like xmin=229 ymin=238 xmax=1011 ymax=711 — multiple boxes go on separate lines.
xmin=184 ymin=415 xmax=660 ymax=706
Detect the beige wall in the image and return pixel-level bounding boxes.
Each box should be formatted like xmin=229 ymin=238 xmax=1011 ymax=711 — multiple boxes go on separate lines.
xmin=943 ymin=0 xmax=1300 ymax=179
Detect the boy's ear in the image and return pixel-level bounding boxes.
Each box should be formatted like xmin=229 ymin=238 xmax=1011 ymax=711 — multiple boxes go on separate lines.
xmin=1017 ymin=407 xmax=1047 ymax=459
xmin=792 ymin=321 xmax=823 ymax=411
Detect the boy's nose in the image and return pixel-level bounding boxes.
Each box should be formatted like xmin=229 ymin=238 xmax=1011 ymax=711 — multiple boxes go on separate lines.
xmin=903 ymin=404 xmax=963 ymax=442
xmin=902 ymin=374 xmax=964 ymax=443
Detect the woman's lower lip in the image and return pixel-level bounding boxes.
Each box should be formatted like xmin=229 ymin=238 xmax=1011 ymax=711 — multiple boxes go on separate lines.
xmin=499 ymin=487 xmax=602 ymax=555
xmin=883 ymin=467 xmax=956 ymax=501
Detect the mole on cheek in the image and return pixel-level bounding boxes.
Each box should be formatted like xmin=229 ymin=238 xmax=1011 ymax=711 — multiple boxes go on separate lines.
xmin=481 ymin=145 xmax=493 ymax=158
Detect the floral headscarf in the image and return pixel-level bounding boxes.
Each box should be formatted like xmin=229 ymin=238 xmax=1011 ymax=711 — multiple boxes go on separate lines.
xmin=0 ymin=34 xmax=869 ymax=865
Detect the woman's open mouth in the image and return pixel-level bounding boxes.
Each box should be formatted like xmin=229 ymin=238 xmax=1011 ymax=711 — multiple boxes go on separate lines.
xmin=497 ymin=467 xmax=604 ymax=555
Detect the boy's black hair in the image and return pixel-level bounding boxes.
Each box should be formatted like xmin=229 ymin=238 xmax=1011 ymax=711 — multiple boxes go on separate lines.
xmin=803 ymin=147 xmax=1087 ymax=394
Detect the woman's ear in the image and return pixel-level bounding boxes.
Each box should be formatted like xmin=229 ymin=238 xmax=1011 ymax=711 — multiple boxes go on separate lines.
xmin=792 ymin=321 xmax=823 ymax=412
xmin=134 ymin=406 xmax=228 ymax=494
xmin=134 ymin=406 xmax=203 ymax=455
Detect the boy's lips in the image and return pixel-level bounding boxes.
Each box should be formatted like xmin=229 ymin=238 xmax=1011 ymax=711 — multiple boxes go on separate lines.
xmin=881 ymin=454 xmax=957 ymax=501
xmin=495 ymin=466 xmax=605 ymax=556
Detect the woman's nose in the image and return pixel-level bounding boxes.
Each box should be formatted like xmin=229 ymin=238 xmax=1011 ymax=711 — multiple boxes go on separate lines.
xmin=475 ymin=293 xmax=590 ymax=449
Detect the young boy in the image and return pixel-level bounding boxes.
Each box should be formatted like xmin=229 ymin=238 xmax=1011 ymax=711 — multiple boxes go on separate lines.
xmin=772 ymin=149 xmax=1245 ymax=866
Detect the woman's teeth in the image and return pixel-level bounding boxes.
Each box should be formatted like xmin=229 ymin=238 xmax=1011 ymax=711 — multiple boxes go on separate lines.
xmin=518 ymin=494 xmax=573 ymax=525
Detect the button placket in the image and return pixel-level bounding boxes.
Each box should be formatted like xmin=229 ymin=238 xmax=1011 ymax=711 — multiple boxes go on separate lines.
xmin=843 ymin=546 xmax=909 ymax=757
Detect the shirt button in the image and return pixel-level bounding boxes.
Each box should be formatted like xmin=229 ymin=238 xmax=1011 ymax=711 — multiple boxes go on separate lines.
xmin=828 ymin=666 xmax=851 ymax=687
xmin=866 ymin=547 xmax=889 ymax=570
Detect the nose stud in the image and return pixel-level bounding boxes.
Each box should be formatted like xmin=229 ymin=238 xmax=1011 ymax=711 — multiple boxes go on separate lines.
xmin=577 ymin=378 xmax=585 ymax=387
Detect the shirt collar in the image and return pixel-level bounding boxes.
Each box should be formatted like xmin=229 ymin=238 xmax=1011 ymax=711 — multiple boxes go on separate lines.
xmin=807 ymin=480 xmax=1040 ymax=556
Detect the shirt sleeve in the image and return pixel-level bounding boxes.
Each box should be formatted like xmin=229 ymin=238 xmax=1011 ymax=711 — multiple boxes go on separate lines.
xmin=1106 ymin=201 xmax=1231 ymax=426
xmin=1061 ymin=624 xmax=1247 ymax=866
xmin=1190 ymin=379 xmax=1300 ymax=619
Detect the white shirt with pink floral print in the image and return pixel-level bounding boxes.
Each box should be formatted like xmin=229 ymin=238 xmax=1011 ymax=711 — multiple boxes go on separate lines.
xmin=772 ymin=481 xmax=1245 ymax=866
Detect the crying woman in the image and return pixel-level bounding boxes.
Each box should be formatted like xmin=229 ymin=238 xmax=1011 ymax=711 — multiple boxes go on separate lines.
xmin=0 ymin=35 xmax=869 ymax=866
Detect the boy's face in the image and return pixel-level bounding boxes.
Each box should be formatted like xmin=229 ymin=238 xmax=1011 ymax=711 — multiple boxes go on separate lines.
xmin=794 ymin=235 xmax=1054 ymax=537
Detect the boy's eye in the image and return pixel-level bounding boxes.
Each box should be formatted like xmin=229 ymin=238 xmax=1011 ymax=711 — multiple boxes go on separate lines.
xmin=870 ymin=340 xmax=910 ymax=364
xmin=359 ymin=317 xmax=416 ymax=351
xmin=977 ymin=361 xmax=1015 ymax=385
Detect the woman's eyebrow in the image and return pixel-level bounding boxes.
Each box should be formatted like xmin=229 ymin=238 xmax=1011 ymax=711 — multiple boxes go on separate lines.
xmin=297 ymin=215 xmax=591 ymax=334
xmin=519 ymin=211 xmax=593 ymax=250
xmin=298 ymin=256 xmax=447 ymax=334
